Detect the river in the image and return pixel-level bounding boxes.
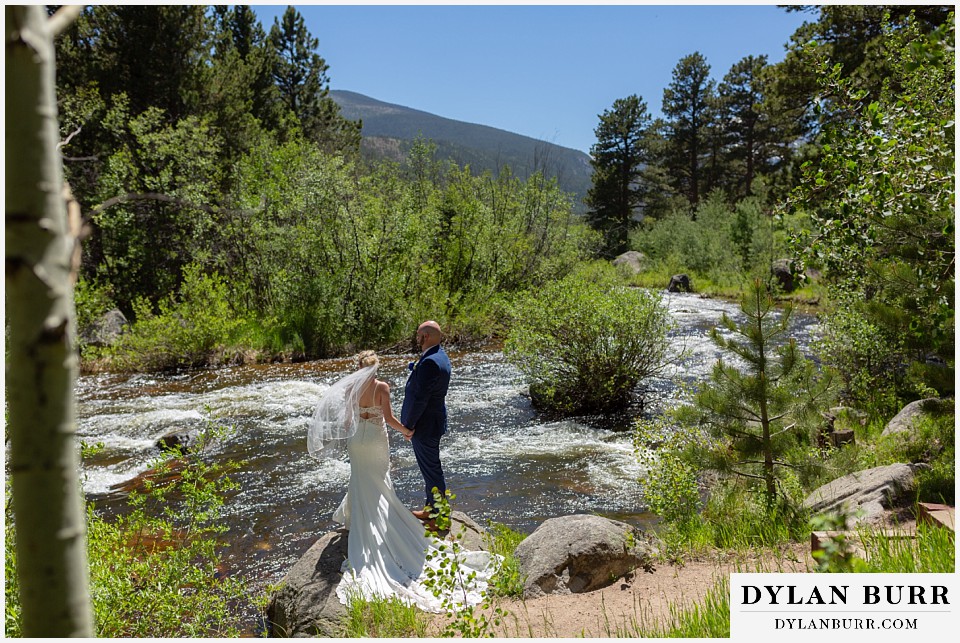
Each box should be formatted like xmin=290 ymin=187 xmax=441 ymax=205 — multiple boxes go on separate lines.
xmin=75 ymin=291 xmax=819 ymax=600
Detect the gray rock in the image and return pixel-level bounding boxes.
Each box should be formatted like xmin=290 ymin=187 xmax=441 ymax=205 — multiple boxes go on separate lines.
xmin=612 ymin=251 xmax=646 ymax=274
xmin=155 ymin=430 xmax=195 ymax=453
xmin=667 ymin=274 xmax=691 ymax=293
xmin=267 ymin=530 xmax=349 ymax=638
xmin=448 ymin=510 xmax=490 ymax=553
xmin=771 ymin=259 xmax=797 ymax=293
xmin=514 ymin=514 xmax=656 ymax=599
xmin=881 ymin=398 xmax=950 ymax=437
xmin=802 ymin=463 xmax=922 ymax=527
xmin=81 ymin=308 xmax=128 ymax=346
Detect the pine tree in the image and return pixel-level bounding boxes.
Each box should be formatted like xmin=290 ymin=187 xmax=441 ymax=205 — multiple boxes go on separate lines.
xmin=684 ymin=279 xmax=833 ymax=507
xmin=661 ymin=52 xmax=717 ymax=210
xmin=716 ymin=55 xmax=788 ymax=198
xmin=585 ymin=94 xmax=652 ymax=257
xmin=268 ymin=6 xmax=360 ymax=151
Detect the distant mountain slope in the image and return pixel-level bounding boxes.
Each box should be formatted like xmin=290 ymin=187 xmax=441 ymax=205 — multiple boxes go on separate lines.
xmin=331 ymin=90 xmax=592 ymax=210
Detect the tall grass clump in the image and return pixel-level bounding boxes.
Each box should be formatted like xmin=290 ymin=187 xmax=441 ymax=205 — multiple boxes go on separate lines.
xmin=814 ymin=516 xmax=955 ymax=574
xmin=341 ymin=594 xmax=427 ymax=638
xmin=633 ymin=577 xmax=730 ymax=638
xmin=483 ymin=522 xmax=527 ymax=598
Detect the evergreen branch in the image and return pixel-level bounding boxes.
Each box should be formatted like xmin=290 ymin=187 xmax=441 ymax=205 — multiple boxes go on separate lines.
xmin=769 ymin=422 xmax=797 ymax=438
xmin=729 ymin=469 xmax=766 ymax=481
xmin=734 ymin=459 xmax=804 ymax=470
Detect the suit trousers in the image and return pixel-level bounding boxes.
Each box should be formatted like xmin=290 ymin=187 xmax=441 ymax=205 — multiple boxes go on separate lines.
xmin=410 ymin=426 xmax=445 ymax=509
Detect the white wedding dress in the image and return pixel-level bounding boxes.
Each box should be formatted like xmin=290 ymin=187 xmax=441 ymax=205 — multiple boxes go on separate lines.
xmin=332 ymin=405 xmax=499 ymax=612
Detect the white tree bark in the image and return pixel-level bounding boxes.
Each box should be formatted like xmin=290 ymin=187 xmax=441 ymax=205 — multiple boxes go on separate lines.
xmin=5 ymin=5 xmax=94 ymax=636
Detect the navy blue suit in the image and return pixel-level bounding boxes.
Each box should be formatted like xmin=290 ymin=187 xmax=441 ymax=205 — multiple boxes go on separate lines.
xmin=400 ymin=344 xmax=451 ymax=508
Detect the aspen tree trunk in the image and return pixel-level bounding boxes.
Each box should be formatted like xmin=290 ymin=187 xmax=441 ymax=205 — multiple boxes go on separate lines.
xmin=5 ymin=5 xmax=94 ymax=636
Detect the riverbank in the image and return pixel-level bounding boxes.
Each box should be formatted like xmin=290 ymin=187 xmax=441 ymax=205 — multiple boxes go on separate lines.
xmin=423 ymin=542 xmax=814 ymax=637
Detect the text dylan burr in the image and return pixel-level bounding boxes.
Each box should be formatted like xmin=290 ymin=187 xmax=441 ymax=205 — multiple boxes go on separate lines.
xmin=741 ymin=584 xmax=949 ymax=606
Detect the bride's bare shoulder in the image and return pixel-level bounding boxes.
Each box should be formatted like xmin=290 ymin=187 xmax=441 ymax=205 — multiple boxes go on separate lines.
xmin=374 ymin=379 xmax=392 ymax=405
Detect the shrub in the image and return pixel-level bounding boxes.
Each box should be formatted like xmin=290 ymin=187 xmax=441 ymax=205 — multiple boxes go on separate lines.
xmin=5 ymin=422 xmax=253 ymax=637
xmin=635 ymin=415 xmax=705 ymax=530
xmin=105 ymin=263 xmax=243 ymax=370
xmin=505 ymin=265 xmax=673 ymax=415
xmin=814 ymin=290 xmax=908 ymax=416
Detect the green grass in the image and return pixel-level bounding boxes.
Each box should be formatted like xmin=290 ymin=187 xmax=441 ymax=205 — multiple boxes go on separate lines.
xmin=5 ymin=427 xmax=253 ymax=637
xmin=601 ymin=576 xmax=731 ymax=638
xmin=483 ymin=521 xmax=527 ymax=598
xmin=651 ymin=479 xmax=811 ymax=562
xmin=341 ymin=593 xmax=427 ymax=637
xmin=847 ymin=520 xmax=954 ymax=573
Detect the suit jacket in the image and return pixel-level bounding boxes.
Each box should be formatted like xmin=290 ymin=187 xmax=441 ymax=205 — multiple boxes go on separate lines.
xmin=400 ymin=344 xmax=451 ymax=436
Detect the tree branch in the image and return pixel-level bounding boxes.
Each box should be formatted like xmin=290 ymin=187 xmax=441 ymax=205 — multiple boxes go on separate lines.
xmin=88 ymin=192 xmax=267 ymax=219
xmin=734 ymin=459 xmax=804 ymax=470
xmin=57 ymin=125 xmax=82 ymax=150
xmin=730 ymin=469 xmax=766 ymax=481
xmin=47 ymin=5 xmax=83 ymax=37
xmin=769 ymin=422 xmax=797 ymax=438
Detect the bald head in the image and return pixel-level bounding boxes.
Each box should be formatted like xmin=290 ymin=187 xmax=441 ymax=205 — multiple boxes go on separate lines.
xmin=416 ymin=320 xmax=442 ymax=352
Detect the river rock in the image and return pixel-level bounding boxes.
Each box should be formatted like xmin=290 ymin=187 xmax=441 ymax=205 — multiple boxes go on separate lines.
xmin=667 ymin=274 xmax=692 ymax=293
xmin=155 ymin=430 xmax=195 ymax=453
xmin=802 ymin=463 xmax=922 ymax=527
xmin=514 ymin=514 xmax=656 ymax=599
xmin=771 ymin=259 xmax=797 ymax=292
xmin=81 ymin=308 xmax=128 ymax=346
xmin=881 ymin=398 xmax=951 ymax=437
xmin=611 ymin=250 xmax=646 ymax=274
xmin=267 ymin=512 xmax=490 ymax=637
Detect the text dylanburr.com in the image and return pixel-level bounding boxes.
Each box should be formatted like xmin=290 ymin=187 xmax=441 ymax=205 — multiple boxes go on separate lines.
xmin=730 ymin=573 xmax=957 ymax=640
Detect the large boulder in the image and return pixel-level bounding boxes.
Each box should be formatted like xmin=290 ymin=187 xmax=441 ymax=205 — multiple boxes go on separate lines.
xmin=770 ymin=259 xmax=798 ymax=293
xmin=81 ymin=308 xmax=128 ymax=346
xmin=802 ymin=463 xmax=923 ymax=527
xmin=881 ymin=398 xmax=951 ymax=437
xmin=667 ymin=274 xmax=692 ymax=293
xmin=612 ymin=251 xmax=646 ymax=274
xmin=267 ymin=530 xmax=349 ymax=638
xmin=267 ymin=512 xmax=489 ymax=637
xmin=514 ymin=514 xmax=656 ymax=599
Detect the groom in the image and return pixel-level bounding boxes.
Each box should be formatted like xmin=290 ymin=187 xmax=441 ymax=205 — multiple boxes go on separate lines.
xmin=400 ymin=320 xmax=451 ymax=520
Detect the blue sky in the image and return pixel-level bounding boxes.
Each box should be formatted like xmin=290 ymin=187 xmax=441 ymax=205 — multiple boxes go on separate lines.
xmin=251 ymin=3 xmax=812 ymax=153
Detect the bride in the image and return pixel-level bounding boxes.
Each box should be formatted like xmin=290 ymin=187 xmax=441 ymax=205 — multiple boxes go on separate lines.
xmin=308 ymin=350 xmax=499 ymax=612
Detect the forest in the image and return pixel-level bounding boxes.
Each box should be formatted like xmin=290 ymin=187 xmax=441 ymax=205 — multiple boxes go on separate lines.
xmin=42 ymin=5 xmax=953 ymax=393
xmin=5 ymin=4 xmax=955 ymax=638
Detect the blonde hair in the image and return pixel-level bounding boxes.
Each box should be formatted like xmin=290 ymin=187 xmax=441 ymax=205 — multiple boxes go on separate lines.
xmin=357 ymin=350 xmax=379 ymax=369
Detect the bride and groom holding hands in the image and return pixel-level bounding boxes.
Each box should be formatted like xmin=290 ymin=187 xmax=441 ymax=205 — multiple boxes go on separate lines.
xmin=307 ymin=321 xmax=498 ymax=612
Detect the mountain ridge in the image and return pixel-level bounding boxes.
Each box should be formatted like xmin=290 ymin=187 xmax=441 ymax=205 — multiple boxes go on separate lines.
xmin=330 ymin=89 xmax=592 ymax=209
